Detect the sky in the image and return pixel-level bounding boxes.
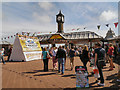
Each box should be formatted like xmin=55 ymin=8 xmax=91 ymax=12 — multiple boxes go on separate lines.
xmin=1 ymin=1 xmax=119 ymax=43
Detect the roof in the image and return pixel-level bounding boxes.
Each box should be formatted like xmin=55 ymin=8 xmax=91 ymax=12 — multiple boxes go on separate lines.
xmin=37 ymin=31 xmax=103 ymax=41
xmin=0 ymin=41 xmax=11 ymax=45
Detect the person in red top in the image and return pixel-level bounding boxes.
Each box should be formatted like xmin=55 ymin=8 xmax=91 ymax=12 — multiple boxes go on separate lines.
xmin=107 ymin=43 xmax=115 ymax=71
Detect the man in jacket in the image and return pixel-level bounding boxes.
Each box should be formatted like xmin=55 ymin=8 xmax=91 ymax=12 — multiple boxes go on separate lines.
xmin=94 ymin=43 xmax=105 ymax=86
xmin=56 ymin=46 xmax=66 ymax=75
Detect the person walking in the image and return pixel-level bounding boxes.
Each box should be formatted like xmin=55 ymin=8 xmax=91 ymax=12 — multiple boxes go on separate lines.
xmin=52 ymin=47 xmax=58 ymax=70
xmin=94 ymin=43 xmax=105 ymax=86
xmin=69 ymin=46 xmax=76 ymax=70
xmin=105 ymin=45 xmax=109 ymax=63
xmin=42 ymin=47 xmax=49 ymax=72
xmin=7 ymin=46 xmax=12 ymax=62
xmin=113 ymin=45 xmax=118 ymax=61
xmin=117 ymin=44 xmax=120 ymax=82
xmin=80 ymin=45 xmax=90 ymax=72
xmin=107 ymin=43 xmax=115 ymax=71
xmin=56 ymin=46 xmax=66 ymax=75
xmin=0 ymin=48 xmax=5 ymax=64
xmin=62 ymin=46 xmax=67 ymax=69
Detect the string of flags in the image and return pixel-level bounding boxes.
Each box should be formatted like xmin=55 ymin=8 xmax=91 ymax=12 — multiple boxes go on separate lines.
xmin=71 ymin=22 xmax=118 ymax=31
xmin=1 ymin=31 xmax=54 ymax=40
xmin=96 ymin=22 xmax=118 ymax=30
xmin=1 ymin=21 xmax=118 ymax=40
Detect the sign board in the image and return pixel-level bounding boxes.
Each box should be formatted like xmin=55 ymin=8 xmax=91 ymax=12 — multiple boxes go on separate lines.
xmin=50 ymin=34 xmax=64 ymax=39
xmin=75 ymin=66 xmax=89 ymax=88
xmin=19 ymin=36 xmax=42 ymax=52
xmin=10 ymin=35 xmax=42 ymax=61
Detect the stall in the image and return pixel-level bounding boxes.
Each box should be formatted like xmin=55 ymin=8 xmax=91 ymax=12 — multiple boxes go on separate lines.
xmin=10 ymin=35 xmax=42 ymax=61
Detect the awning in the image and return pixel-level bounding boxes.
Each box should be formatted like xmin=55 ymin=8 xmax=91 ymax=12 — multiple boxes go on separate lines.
xmin=49 ymin=34 xmax=66 ymax=40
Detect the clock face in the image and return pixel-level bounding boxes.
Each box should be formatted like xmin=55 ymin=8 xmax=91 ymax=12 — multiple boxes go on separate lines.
xmin=57 ymin=16 xmax=61 ymax=21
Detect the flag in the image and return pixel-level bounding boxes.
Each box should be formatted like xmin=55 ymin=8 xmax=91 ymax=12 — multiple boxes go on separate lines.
xmin=114 ymin=22 xmax=118 ymax=28
xmin=97 ymin=25 xmax=100 ymax=30
xmin=16 ymin=33 xmax=18 ymax=35
xmin=72 ymin=29 xmax=75 ymax=31
xmin=106 ymin=24 xmax=109 ymax=27
xmin=38 ymin=32 xmax=41 ymax=34
xmin=84 ymin=27 xmax=86 ymax=29
xmin=22 ymin=32 xmax=25 ymax=35
xmin=77 ymin=28 xmax=80 ymax=30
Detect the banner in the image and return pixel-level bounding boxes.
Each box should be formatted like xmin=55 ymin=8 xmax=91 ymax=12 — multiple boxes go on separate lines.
xmin=10 ymin=35 xmax=42 ymax=61
xmin=24 ymin=51 xmax=42 ymax=61
xmin=19 ymin=35 xmax=42 ymax=52
xmin=50 ymin=34 xmax=63 ymax=39
xmin=75 ymin=66 xmax=89 ymax=88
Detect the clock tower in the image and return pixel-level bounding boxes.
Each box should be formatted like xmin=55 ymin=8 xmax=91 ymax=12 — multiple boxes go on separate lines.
xmin=56 ymin=10 xmax=64 ymax=33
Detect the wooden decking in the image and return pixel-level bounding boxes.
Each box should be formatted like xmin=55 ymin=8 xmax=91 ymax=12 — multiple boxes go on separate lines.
xmin=1 ymin=57 xmax=120 ymax=89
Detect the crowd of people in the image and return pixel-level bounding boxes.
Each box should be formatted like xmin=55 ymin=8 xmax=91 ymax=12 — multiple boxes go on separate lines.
xmin=41 ymin=42 xmax=120 ymax=86
xmin=0 ymin=42 xmax=120 ymax=86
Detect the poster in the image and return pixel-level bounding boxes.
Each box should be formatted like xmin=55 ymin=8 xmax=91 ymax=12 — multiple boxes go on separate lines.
xmin=24 ymin=51 xmax=42 ymax=61
xmin=10 ymin=35 xmax=42 ymax=61
xmin=19 ymin=35 xmax=42 ymax=52
xmin=75 ymin=66 xmax=89 ymax=88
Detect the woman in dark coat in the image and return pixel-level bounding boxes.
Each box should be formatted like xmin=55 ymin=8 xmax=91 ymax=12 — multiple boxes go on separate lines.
xmin=80 ymin=45 xmax=90 ymax=72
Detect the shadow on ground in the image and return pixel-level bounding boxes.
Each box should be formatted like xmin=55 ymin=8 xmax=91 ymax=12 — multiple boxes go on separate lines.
xmin=34 ymin=72 xmax=56 ymax=76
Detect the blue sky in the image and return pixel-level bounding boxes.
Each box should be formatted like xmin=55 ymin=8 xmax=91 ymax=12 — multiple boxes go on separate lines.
xmin=2 ymin=2 xmax=119 ymax=43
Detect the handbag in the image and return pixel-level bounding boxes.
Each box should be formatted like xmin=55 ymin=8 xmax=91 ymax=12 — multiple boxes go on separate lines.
xmin=46 ymin=52 xmax=50 ymax=59
xmin=93 ymin=66 xmax=100 ymax=78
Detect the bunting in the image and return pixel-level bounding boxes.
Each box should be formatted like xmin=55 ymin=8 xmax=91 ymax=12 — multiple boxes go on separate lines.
xmin=22 ymin=32 xmax=25 ymax=35
xmin=0 ymin=21 xmax=118 ymax=41
xmin=114 ymin=22 xmax=118 ymax=28
xmin=97 ymin=25 xmax=101 ymax=30
xmin=106 ymin=24 xmax=109 ymax=27
xmin=84 ymin=27 xmax=86 ymax=29
xmin=77 ymin=28 xmax=80 ymax=30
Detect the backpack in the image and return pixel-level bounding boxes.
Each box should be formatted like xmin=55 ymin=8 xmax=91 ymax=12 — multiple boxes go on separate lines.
xmin=98 ymin=48 xmax=105 ymax=60
xmin=98 ymin=48 xmax=106 ymax=68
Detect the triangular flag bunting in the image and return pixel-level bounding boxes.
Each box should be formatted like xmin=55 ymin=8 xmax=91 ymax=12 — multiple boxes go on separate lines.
xmin=97 ymin=25 xmax=100 ymax=30
xmin=106 ymin=24 xmax=109 ymax=27
xmin=77 ymin=28 xmax=80 ymax=30
xmin=84 ymin=27 xmax=86 ymax=29
xmin=114 ymin=22 xmax=118 ymax=28
xmin=72 ymin=29 xmax=75 ymax=31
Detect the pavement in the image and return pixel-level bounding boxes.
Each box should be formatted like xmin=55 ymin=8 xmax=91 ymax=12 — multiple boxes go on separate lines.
xmin=1 ymin=57 xmax=120 ymax=89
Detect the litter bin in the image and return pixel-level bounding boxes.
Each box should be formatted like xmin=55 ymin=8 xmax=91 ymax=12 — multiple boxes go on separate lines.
xmin=75 ymin=66 xmax=89 ymax=88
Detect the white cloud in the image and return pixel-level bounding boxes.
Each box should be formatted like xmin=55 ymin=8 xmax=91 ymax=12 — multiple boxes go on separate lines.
xmin=38 ymin=2 xmax=54 ymax=11
xmin=33 ymin=12 xmax=52 ymax=23
xmin=99 ymin=10 xmax=117 ymax=22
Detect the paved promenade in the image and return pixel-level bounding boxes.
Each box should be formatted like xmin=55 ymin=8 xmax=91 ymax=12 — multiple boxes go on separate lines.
xmin=1 ymin=57 xmax=120 ymax=89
